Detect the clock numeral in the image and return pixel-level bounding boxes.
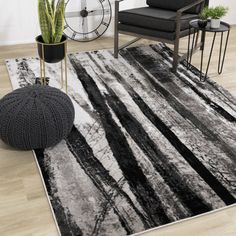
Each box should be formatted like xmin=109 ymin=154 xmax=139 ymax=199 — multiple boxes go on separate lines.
xmin=94 ymin=30 xmax=100 ymax=36
xmin=99 ymin=0 xmax=105 ymax=2
xmin=72 ymin=32 xmax=76 ymax=39
xmin=102 ymin=22 xmax=109 ymax=27
xmin=104 ymin=9 xmax=110 ymax=15
xmin=81 ymin=35 xmax=88 ymax=42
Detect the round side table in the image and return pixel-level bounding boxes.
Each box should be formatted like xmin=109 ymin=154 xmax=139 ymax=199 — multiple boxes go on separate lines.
xmin=187 ymin=20 xmax=230 ymax=81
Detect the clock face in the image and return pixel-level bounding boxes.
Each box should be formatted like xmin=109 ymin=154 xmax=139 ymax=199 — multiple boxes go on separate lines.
xmin=64 ymin=0 xmax=112 ymax=42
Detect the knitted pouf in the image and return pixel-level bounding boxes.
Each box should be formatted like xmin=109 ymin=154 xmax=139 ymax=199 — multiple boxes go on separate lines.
xmin=0 ymin=85 xmax=75 ymax=150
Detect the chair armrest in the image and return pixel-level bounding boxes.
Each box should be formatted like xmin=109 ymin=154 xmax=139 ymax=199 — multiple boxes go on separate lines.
xmin=177 ymin=0 xmax=205 ymax=14
xmin=115 ymin=0 xmax=124 ymax=10
xmin=175 ymin=0 xmax=205 ymax=40
xmin=115 ymin=0 xmax=126 ymax=26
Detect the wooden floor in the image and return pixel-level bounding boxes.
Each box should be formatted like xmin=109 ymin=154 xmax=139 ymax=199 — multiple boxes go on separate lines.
xmin=0 ymin=28 xmax=236 ymax=236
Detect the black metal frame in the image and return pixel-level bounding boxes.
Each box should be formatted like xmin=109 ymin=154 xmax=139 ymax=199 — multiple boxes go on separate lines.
xmin=64 ymin=0 xmax=112 ymax=42
xmin=114 ymin=0 xmax=205 ymax=72
xmin=187 ymin=21 xmax=230 ymax=81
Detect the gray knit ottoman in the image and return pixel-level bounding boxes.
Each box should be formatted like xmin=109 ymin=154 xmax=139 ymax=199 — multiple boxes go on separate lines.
xmin=0 ymin=85 xmax=75 ymax=150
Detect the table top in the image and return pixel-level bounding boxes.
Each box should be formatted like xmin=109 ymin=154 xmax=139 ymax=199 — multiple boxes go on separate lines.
xmin=190 ymin=20 xmax=230 ymax=32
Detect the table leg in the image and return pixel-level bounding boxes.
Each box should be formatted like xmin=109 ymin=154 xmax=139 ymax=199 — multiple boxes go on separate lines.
xmin=65 ymin=42 xmax=68 ymax=94
xmin=218 ymin=30 xmax=230 ymax=74
xmin=61 ymin=60 xmax=64 ymax=89
xmin=200 ymin=30 xmax=206 ymax=51
xmin=200 ymin=32 xmax=216 ymax=82
xmin=200 ymin=32 xmax=205 ymax=81
xmin=187 ymin=26 xmax=191 ymax=69
xmin=187 ymin=28 xmax=197 ymax=68
xmin=42 ymin=44 xmax=46 ymax=85
xmin=195 ymin=31 xmax=200 ymax=48
xmin=40 ymin=58 xmax=43 ymax=85
xmin=187 ymin=26 xmax=191 ymax=67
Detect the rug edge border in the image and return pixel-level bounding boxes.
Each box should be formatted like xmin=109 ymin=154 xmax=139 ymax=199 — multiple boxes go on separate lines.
xmin=32 ymin=150 xmax=62 ymax=236
xmin=132 ymin=203 xmax=236 ymax=236
xmin=32 ymin=146 xmax=236 ymax=236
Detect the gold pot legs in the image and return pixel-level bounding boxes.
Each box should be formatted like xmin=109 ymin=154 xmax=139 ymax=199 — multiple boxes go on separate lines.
xmin=39 ymin=42 xmax=68 ymax=93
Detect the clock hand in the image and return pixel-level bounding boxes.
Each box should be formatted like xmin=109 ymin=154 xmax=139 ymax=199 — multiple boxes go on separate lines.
xmin=65 ymin=4 xmax=87 ymax=18
xmin=82 ymin=17 xmax=88 ymax=39
xmin=88 ymin=9 xmax=110 ymax=16
xmin=80 ymin=0 xmax=87 ymax=12
xmin=65 ymin=11 xmax=82 ymax=18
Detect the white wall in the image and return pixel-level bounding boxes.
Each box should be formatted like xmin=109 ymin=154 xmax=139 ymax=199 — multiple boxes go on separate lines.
xmin=210 ymin=0 xmax=236 ymax=24
xmin=0 ymin=0 xmax=40 ymax=45
xmin=0 ymin=0 xmax=235 ymax=46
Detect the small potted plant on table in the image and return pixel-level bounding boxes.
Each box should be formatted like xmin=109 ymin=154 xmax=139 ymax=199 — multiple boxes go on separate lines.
xmin=36 ymin=0 xmax=66 ymax=64
xmin=198 ymin=7 xmax=209 ymax=28
xmin=207 ymin=6 xmax=228 ymax=29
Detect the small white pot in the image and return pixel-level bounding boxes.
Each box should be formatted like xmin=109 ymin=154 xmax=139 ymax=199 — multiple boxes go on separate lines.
xmin=210 ymin=19 xmax=221 ymax=29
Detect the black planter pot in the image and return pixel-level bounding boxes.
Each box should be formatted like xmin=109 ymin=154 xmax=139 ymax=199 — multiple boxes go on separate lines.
xmin=36 ymin=35 xmax=67 ymax=63
xmin=198 ymin=19 xmax=208 ymax=28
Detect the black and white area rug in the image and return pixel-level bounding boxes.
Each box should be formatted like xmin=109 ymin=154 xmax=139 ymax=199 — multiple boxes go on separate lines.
xmin=6 ymin=44 xmax=236 ymax=236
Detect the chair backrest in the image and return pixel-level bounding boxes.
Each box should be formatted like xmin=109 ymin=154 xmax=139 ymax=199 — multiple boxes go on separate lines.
xmin=146 ymin=0 xmax=209 ymax=14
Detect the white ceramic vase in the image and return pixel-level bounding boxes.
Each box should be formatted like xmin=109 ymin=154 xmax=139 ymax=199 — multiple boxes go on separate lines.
xmin=210 ymin=19 xmax=221 ymax=29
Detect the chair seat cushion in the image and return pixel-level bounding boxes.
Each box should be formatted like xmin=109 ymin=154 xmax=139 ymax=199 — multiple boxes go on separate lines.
xmin=118 ymin=24 xmax=191 ymax=41
xmin=119 ymin=7 xmax=198 ymax=33
xmin=146 ymin=0 xmax=202 ymax=14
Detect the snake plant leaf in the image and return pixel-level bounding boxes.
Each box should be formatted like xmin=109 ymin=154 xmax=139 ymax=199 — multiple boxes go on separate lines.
xmin=46 ymin=0 xmax=53 ymax=17
xmin=54 ymin=9 xmax=64 ymax=43
xmin=51 ymin=0 xmax=55 ymax=13
xmin=38 ymin=0 xmax=51 ymax=43
xmin=38 ymin=0 xmax=65 ymax=43
xmin=45 ymin=10 xmax=55 ymax=43
xmin=57 ymin=0 xmax=65 ymax=17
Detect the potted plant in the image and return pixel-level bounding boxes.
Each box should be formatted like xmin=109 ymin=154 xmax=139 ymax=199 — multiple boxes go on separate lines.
xmin=198 ymin=7 xmax=209 ymax=28
xmin=36 ymin=0 xmax=66 ymax=63
xmin=207 ymin=6 xmax=228 ymax=29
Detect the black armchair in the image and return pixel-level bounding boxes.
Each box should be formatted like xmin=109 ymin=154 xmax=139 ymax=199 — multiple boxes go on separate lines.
xmin=114 ymin=0 xmax=209 ymax=72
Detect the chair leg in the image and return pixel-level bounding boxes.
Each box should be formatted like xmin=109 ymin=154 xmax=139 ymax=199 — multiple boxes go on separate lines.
xmin=172 ymin=39 xmax=179 ymax=73
xmin=114 ymin=1 xmax=119 ymax=58
xmin=114 ymin=30 xmax=119 ymax=58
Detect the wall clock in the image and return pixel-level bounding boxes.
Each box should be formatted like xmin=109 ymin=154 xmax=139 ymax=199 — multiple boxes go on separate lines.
xmin=64 ymin=0 xmax=112 ymax=42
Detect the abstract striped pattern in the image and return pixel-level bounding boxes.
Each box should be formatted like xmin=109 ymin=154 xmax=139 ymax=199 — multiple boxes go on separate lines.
xmin=6 ymin=44 xmax=236 ymax=236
